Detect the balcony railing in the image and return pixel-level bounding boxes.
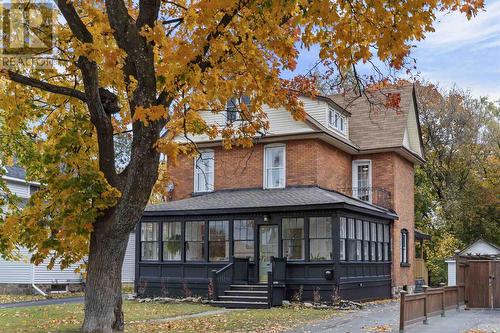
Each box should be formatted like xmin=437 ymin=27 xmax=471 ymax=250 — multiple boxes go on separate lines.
xmin=337 ymin=187 xmax=393 ymax=210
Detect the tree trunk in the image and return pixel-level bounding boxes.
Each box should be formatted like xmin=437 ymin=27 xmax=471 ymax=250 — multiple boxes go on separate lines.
xmin=82 ymin=223 xmax=130 ymax=333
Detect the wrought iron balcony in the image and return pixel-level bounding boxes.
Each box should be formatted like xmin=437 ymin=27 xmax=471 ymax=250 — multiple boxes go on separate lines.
xmin=337 ymin=187 xmax=393 ymax=210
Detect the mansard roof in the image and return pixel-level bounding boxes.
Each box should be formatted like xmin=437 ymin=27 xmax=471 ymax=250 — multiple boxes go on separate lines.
xmin=145 ymin=186 xmax=398 ymax=219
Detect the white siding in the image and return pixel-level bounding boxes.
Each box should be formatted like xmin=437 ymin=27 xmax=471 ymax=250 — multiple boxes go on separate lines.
xmin=6 ymin=180 xmax=30 ymax=198
xmin=405 ymin=101 xmax=423 ymax=156
xmin=300 ymin=97 xmax=329 ymax=124
xmin=34 ymin=260 xmax=83 ymax=284
xmin=121 ymin=233 xmax=136 ymax=283
xmin=0 ymin=248 xmax=32 ymax=284
xmin=460 ymin=239 xmax=500 ymax=256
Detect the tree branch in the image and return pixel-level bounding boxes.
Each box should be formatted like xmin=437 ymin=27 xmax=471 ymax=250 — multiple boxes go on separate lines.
xmin=55 ymin=0 xmax=93 ymax=43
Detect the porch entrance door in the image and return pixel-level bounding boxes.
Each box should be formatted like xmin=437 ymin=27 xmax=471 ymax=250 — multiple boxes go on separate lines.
xmin=259 ymin=225 xmax=279 ymax=282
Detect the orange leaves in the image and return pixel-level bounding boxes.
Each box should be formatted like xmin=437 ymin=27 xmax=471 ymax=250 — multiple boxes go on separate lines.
xmin=133 ymin=105 xmax=168 ymax=126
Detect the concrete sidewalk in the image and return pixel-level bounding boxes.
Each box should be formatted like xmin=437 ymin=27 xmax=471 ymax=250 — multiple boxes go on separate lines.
xmin=287 ymin=301 xmax=500 ymax=333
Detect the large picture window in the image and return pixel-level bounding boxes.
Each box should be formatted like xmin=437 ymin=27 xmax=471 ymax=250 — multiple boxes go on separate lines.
xmin=185 ymin=221 xmax=205 ymax=261
xmin=264 ymin=145 xmax=285 ymax=189
xmin=194 ymin=150 xmax=214 ymax=193
xmin=209 ymin=220 xmax=229 ymax=261
xmin=282 ymin=218 xmax=304 ymax=260
xmin=233 ymin=220 xmax=254 ymax=260
xmin=309 ymin=217 xmax=332 ymax=261
xmin=141 ymin=223 xmax=159 ymax=261
xmin=340 ymin=217 xmax=346 ymax=261
xmin=352 ymin=160 xmax=372 ymax=202
xmin=163 ymin=222 xmax=181 ymax=261
xmin=347 ymin=218 xmax=356 ymax=261
xmin=401 ymin=229 xmax=409 ymax=264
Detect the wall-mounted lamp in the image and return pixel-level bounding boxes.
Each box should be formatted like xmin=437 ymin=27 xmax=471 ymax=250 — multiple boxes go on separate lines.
xmin=263 ymin=215 xmax=269 ymax=223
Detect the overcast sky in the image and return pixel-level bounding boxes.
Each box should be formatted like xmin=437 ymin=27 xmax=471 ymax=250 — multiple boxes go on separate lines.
xmin=284 ymin=0 xmax=500 ymax=100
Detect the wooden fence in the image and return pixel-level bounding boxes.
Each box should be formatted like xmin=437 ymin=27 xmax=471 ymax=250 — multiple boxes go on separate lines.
xmin=399 ymin=284 xmax=465 ymax=332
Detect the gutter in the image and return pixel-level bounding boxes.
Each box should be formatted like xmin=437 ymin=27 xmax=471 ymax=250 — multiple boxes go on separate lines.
xmin=31 ymin=264 xmax=47 ymax=296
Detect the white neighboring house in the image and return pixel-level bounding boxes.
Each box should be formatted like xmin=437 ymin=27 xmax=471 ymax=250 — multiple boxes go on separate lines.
xmin=446 ymin=238 xmax=500 ymax=286
xmin=0 ymin=166 xmax=136 ymax=294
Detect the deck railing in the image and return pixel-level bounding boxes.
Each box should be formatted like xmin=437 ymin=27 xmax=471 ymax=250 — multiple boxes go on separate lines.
xmin=337 ymin=187 xmax=393 ymax=210
xmin=210 ymin=257 xmax=250 ymax=301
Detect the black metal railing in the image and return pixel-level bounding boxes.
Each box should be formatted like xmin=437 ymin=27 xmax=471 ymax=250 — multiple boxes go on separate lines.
xmin=337 ymin=187 xmax=393 ymax=210
xmin=211 ymin=257 xmax=250 ymax=301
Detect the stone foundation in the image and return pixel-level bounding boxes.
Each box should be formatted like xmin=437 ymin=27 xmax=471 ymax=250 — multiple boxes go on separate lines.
xmin=0 ymin=283 xmax=84 ymax=295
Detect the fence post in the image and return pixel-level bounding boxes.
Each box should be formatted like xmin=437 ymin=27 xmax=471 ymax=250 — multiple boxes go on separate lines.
xmin=399 ymin=290 xmax=407 ymax=333
xmin=440 ymin=283 xmax=446 ymax=317
xmin=422 ymin=285 xmax=428 ymax=325
xmin=456 ymin=286 xmax=460 ymax=311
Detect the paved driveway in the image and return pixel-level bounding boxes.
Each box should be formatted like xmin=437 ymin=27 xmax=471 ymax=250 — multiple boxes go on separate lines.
xmin=288 ymin=301 xmax=500 ymax=333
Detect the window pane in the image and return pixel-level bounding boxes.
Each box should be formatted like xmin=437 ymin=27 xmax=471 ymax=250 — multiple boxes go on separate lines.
xmin=384 ymin=243 xmax=389 ymax=261
xmin=347 ymin=240 xmax=356 ymax=261
xmin=377 ymin=243 xmax=383 ymax=261
xmin=186 ymin=221 xmax=204 ymax=241
xmin=340 ymin=217 xmax=347 ymax=238
xmin=265 ymin=146 xmax=285 ymax=188
xmin=209 ymin=221 xmax=228 ymax=261
xmin=363 ymin=241 xmax=369 ymax=260
xmin=234 ymin=240 xmax=254 ymax=260
xmin=186 ymin=242 xmax=204 ymax=261
xmin=363 ymin=221 xmax=370 ymax=240
xmin=163 ymin=242 xmax=181 ymax=260
xmin=384 ymin=224 xmax=390 ymax=242
xmin=163 ymin=222 xmax=181 ymax=261
xmin=356 ymin=240 xmax=362 ymax=260
xmin=356 ymin=220 xmax=363 ymax=240
xmin=310 ymin=217 xmax=332 ymax=239
xmin=347 ymin=218 xmax=355 ymax=239
xmin=340 ymin=239 xmax=346 ymax=261
xmin=141 ymin=223 xmax=158 ymax=241
xmin=282 ymin=218 xmax=304 ymax=260
xmin=209 ymin=241 xmax=229 ymax=261
xmin=371 ymin=223 xmax=377 ymax=241
xmin=234 ymin=220 xmax=254 ymax=241
xmin=371 ymin=242 xmax=376 ymax=261
xmin=141 ymin=242 xmax=158 ymax=261
xmin=283 ymin=239 xmax=304 ymax=260
xmin=310 ymin=239 xmax=332 ymax=260
xmin=195 ymin=151 xmax=214 ymax=192
xmin=186 ymin=221 xmax=205 ymax=261
xmin=163 ymin=222 xmax=181 ymax=241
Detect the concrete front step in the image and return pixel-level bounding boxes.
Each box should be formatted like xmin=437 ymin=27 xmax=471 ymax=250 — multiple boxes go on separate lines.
xmin=211 ymin=300 xmax=269 ymax=309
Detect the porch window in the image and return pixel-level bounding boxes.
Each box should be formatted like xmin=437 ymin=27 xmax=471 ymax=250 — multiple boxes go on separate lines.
xmin=282 ymin=218 xmax=304 ymax=260
xmin=352 ymin=160 xmax=372 ymax=202
xmin=347 ymin=218 xmax=356 ymax=261
xmin=264 ymin=145 xmax=285 ymax=189
xmin=340 ymin=217 xmax=346 ymax=261
xmin=233 ymin=219 xmax=255 ymax=261
xmin=309 ymin=217 xmax=332 ymax=261
xmin=377 ymin=224 xmax=383 ymax=261
xmin=209 ymin=220 xmax=229 ymax=261
xmin=370 ymin=222 xmax=377 ymax=261
xmin=141 ymin=223 xmax=159 ymax=261
xmin=163 ymin=222 xmax=181 ymax=261
xmin=355 ymin=219 xmax=363 ymax=261
xmin=401 ymin=229 xmax=409 ymax=264
xmin=363 ymin=221 xmax=370 ymax=261
xmin=194 ymin=150 xmax=214 ymax=193
xmin=383 ymin=224 xmax=390 ymax=261
xmin=186 ymin=221 xmax=205 ymax=261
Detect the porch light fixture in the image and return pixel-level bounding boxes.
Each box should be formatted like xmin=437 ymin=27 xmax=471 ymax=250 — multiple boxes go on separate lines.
xmin=263 ymin=215 xmax=269 ymax=223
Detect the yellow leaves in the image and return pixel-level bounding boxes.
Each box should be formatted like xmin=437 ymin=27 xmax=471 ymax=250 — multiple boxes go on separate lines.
xmin=134 ymin=105 xmax=167 ymax=125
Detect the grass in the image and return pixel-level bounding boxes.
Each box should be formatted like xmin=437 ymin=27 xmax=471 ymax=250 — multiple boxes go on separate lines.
xmin=0 ymin=301 xmax=346 ymax=333
xmin=0 ymin=301 xmax=211 ymax=332
xmin=0 ymin=292 xmax=85 ymax=305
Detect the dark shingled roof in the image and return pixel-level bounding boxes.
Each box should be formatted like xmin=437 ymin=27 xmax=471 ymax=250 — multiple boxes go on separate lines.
xmin=4 ymin=166 xmax=26 ymax=180
xmin=146 ymin=186 xmax=397 ymax=219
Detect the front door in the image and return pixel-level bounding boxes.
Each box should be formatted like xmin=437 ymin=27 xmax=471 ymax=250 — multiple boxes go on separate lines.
xmin=259 ymin=225 xmax=279 ymax=282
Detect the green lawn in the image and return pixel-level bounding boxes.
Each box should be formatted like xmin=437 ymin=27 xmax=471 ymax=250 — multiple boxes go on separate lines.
xmin=0 ymin=301 xmax=345 ymax=333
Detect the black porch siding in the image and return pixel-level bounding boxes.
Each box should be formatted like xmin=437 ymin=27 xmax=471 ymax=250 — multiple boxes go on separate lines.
xmin=136 ymin=206 xmax=393 ymax=302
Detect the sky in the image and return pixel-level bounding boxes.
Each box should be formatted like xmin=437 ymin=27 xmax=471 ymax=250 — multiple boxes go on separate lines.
xmin=283 ymin=0 xmax=500 ymax=100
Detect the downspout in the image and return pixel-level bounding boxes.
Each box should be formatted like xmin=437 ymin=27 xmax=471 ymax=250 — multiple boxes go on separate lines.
xmin=31 ymin=264 xmax=47 ymax=296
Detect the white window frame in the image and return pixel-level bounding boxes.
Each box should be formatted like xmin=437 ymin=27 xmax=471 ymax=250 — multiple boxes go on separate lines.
xmin=352 ymin=160 xmax=372 ymax=203
xmin=401 ymin=229 xmax=409 ymax=264
xmin=263 ymin=144 xmax=286 ymax=189
xmin=194 ymin=150 xmax=214 ymax=193
xmin=327 ymin=106 xmax=348 ymax=136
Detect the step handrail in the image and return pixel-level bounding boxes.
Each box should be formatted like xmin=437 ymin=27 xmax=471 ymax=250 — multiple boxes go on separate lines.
xmin=211 ymin=262 xmax=234 ymax=301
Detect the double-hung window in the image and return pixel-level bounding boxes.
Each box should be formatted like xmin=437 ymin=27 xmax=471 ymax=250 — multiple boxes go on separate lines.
xmin=309 ymin=217 xmax=333 ymax=261
xmin=401 ymin=229 xmax=409 ymax=264
xmin=264 ymin=145 xmax=285 ymax=189
xmin=194 ymin=150 xmax=214 ymax=193
xmin=328 ymin=107 xmax=348 ymax=136
xmin=141 ymin=223 xmax=159 ymax=261
xmin=352 ymin=160 xmax=372 ymax=202
xmin=282 ymin=218 xmax=304 ymax=260
xmin=363 ymin=220 xmax=370 ymax=261
xmin=383 ymin=224 xmax=390 ymax=261
xmin=163 ymin=222 xmax=181 ymax=261
xmin=209 ymin=220 xmax=229 ymax=261
xmin=355 ymin=219 xmax=363 ymax=261
xmin=377 ymin=224 xmax=384 ymax=261
xmin=340 ymin=217 xmax=347 ymax=261
xmin=370 ymin=222 xmax=377 ymax=261
xmin=226 ymin=96 xmax=250 ymax=122
xmin=185 ymin=221 xmax=205 ymax=261
xmin=233 ymin=220 xmax=255 ymax=260
xmin=347 ymin=218 xmax=356 ymax=261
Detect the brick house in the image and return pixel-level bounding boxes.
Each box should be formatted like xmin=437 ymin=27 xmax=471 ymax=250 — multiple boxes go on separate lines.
xmin=136 ymin=85 xmax=424 ymax=307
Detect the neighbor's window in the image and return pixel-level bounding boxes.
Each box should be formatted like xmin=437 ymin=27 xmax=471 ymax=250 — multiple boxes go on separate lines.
xmin=185 ymin=221 xmax=205 ymax=261
xmin=163 ymin=222 xmax=182 ymax=261
xmin=340 ymin=217 xmax=347 ymax=261
xmin=328 ymin=107 xmax=348 ymax=136
xmin=264 ymin=145 xmax=285 ymax=189
xmin=370 ymin=222 xmax=377 ymax=261
xmin=282 ymin=218 xmax=304 ymax=260
xmin=194 ymin=150 xmax=214 ymax=193
xmin=309 ymin=217 xmax=333 ymax=261
xmin=226 ymin=96 xmax=250 ymax=122
xmin=347 ymin=218 xmax=356 ymax=261
xmin=352 ymin=160 xmax=371 ymax=202
xmin=377 ymin=224 xmax=384 ymax=261
xmin=233 ymin=219 xmax=255 ymax=261
xmin=141 ymin=223 xmax=159 ymax=261
xmin=363 ymin=220 xmax=370 ymax=261
xmin=209 ymin=220 xmax=229 ymax=261
xmin=401 ymin=229 xmax=409 ymax=264
xmin=383 ymin=224 xmax=390 ymax=261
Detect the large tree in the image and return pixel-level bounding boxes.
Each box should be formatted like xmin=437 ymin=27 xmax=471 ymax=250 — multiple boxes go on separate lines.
xmin=0 ymin=1 xmax=482 ymax=332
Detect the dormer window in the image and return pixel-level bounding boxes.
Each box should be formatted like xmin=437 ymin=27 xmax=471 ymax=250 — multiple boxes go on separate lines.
xmin=226 ymin=96 xmax=250 ymax=122
xmin=328 ymin=107 xmax=348 ymax=136
xmin=194 ymin=150 xmax=214 ymax=193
